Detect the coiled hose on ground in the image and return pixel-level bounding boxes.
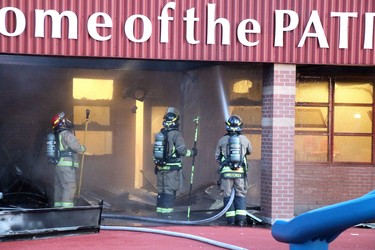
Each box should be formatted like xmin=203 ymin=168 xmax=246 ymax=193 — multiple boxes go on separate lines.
xmin=100 ymin=225 xmax=247 ymax=250
xmin=101 ymin=189 xmax=248 ymax=250
xmin=101 ymin=188 xmax=235 ymax=225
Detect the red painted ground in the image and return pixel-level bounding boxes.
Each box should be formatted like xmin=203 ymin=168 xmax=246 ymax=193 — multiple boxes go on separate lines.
xmin=1 ymin=226 xmax=374 ymax=250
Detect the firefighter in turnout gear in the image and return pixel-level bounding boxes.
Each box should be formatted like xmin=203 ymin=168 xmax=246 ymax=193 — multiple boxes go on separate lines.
xmin=51 ymin=112 xmax=86 ymax=208
xmin=215 ymin=115 xmax=253 ymax=226
xmin=153 ymin=107 xmax=197 ymax=218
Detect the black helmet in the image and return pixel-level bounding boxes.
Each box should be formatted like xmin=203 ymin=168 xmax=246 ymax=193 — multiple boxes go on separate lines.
xmin=226 ymin=115 xmax=243 ymax=132
xmin=163 ymin=107 xmax=180 ymax=129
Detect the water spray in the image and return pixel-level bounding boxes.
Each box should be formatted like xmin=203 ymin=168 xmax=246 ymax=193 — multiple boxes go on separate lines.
xmin=77 ymin=109 xmax=90 ymax=198
xmin=216 ymin=66 xmax=230 ymax=121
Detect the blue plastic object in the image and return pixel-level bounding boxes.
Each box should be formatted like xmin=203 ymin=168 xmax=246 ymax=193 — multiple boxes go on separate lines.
xmin=272 ymin=190 xmax=375 ymax=250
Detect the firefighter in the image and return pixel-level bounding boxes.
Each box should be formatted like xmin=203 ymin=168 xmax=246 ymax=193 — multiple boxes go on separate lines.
xmin=51 ymin=112 xmax=86 ymax=208
xmin=215 ymin=115 xmax=253 ymax=226
xmin=153 ymin=107 xmax=197 ymax=218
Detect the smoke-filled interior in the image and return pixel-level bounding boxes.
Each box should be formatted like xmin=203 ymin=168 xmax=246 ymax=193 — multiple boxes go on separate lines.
xmin=0 ymin=58 xmax=263 ymax=212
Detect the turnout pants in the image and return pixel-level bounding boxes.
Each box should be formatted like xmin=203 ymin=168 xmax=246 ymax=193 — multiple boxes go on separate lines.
xmin=221 ymin=178 xmax=248 ymax=224
xmin=156 ymin=170 xmax=180 ymax=216
xmin=54 ymin=166 xmax=77 ymax=207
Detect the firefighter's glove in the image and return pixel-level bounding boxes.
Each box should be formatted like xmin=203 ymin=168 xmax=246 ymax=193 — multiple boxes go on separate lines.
xmin=154 ymin=166 xmax=158 ymax=175
xmin=192 ymin=148 xmax=198 ymax=157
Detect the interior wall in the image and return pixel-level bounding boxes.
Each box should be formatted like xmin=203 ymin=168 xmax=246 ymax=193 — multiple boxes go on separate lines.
xmin=0 ymin=63 xmax=184 ymax=203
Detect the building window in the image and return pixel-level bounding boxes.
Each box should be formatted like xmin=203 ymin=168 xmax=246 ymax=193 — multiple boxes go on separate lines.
xmin=229 ymin=78 xmax=262 ymax=160
xmin=73 ymin=78 xmax=113 ymax=155
xmin=295 ymin=78 xmax=374 ymax=163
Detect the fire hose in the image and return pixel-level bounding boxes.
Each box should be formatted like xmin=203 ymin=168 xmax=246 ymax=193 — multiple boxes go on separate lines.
xmin=100 ymin=225 xmax=247 ymax=250
xmin=101 ymin=190 xmax=245 ymax=250
xmin=101 ymin=188 xmax=235 ymax=225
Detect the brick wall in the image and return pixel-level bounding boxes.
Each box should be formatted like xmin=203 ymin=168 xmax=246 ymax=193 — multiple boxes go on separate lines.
xmin=261 ymin=64 xmax=296 ymax=222
xmin=294 ymin=164 xmax=375 ymax=214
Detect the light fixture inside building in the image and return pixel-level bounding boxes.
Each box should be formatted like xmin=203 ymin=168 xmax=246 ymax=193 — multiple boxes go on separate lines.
xmin=233 ymin=80 xmax=253 ymax=94
xmin=123 ymin=87 xmax=148 ymax=102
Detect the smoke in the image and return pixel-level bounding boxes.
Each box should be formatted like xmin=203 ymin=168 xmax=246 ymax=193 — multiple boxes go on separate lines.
xmin=215 ymin=66 xmax=230 ymax=121
xmin=181 ymin=72 xmax=199 ymax=114
xmin=0 ymin=61 xmax=242 ymax=211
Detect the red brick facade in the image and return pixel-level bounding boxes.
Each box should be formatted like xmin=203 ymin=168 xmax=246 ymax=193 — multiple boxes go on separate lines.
xmin=294 ymin=165 xmax=375 ymax=214
xmin=261 ymin=64 xmax=296 ymax=222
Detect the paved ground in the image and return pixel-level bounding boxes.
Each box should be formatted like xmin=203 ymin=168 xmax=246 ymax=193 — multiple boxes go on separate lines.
xmin=1 ymin=191 xmax=375 ymax=250
xmin=1 ymin=226 xmax=374 ymax=250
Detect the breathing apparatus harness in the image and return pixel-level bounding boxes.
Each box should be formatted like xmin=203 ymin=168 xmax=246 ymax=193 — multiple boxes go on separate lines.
xmin=153 ymin=130 xmax=168 ymax=167
xmin=153 ymin=128 xmax=181 ymax=173
xmin=218 ymin=132 xmax=245 ymax=170
xmin=217 ymin=132 xmax=248 ymax=188
xmin=227 ymin=132 xmax=244 ymax=170
xmin=46 ymin=128 xmax=75 ymax=166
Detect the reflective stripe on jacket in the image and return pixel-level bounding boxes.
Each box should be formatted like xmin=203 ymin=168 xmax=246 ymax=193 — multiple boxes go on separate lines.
xmin=215 ymin=133 xmax=252 ymax=179
xmin=158 ymin=129 xmax=192 ymax=171
xmin=220 ymin=162 xmax=247 ymax=179
xmin=57 ymin=130 xmax=85 ymax=168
